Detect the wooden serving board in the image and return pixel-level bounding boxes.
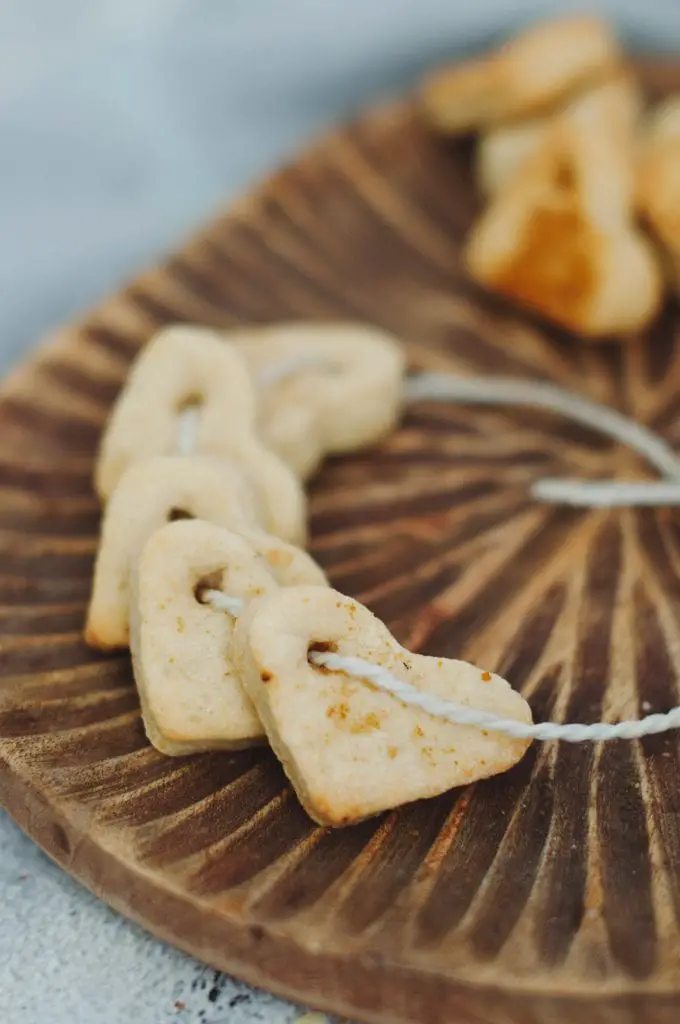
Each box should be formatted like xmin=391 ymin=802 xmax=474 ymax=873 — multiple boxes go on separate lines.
xmin=2 ymin=59 xmax=680 ymax=1024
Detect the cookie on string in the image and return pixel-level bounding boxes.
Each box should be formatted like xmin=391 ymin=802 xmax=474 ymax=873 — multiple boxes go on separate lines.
xmin=95 ymin=324 xmax=307 ymax=543
xmin=234 ymin=585 xmax=532 ymax=826
xmin=232 ymin=322 xmax=406 ymax=478
xmin=85 ymin=455 xmax=258 ymax=650
xmin=130 ymin=519 xmax=327 ymax=755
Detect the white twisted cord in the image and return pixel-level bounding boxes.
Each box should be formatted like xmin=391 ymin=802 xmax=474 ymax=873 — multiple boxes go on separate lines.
xmin=183 ymin=365 xmax=680 ymax=740
xmin=406 ymin=372 xmax=680 ymax=486
xmin=201 ymin=590 xmax=680 ymax=743
xmin=178 ymin=363 xmax=680 ymax=509
xmin=176 ymin=403 xmax=202 ymax=455
xmin=200 ymin=588 xmax=244 ymax=617
xmin=533 ymin=478 xmax=680 ymax=507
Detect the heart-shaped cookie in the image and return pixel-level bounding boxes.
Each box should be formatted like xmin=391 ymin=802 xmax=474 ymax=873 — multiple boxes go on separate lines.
xmin=94 ymin=324 xmax=306 ymax=543
xmin=232 ymin=322 xmax=406 ymax=476
xmin=96 ymin=325 xmax=255 ymax=498
xmin=130 ymin=520 xmax=327 ymax=755
xmin=234 ymin=586 xmax=532 ymax=826
xmin=85 ymin=455 xmax=259 ymax=650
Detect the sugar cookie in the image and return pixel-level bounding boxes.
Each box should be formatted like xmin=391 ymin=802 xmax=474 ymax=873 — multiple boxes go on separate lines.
xmin=130 ymin=519 xmax=327 ymax=755
xmin=85 ymin=455 xmax=258 ymax=650
xmin=95 ymin=324 xmax=307 ymax=543
xmin=232 ymin=322 xmax=406 ymax=476
xmin=234 ymin=586 xmax=532 ymax=826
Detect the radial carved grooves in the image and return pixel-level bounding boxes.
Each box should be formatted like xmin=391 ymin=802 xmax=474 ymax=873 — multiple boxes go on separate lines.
xmin=0 ymin=605 xmax=87 ymax=637
xmin=0 ymin=459 xmax=93 ymax=497
xmin=414 ymin=747 xmax=540 ymax=951
xmin=597 ymin=743 xmax=656 ymax=979
xmin=419 ymin=508 xmax=579 ymax=659
xmin=135 ymin=757 xmax=287 ymax=868
xmin=525 ymin=520 xmax=623 ymax=965
xmin=633 ymin=580 xmax=680 ymax=931
xmin=52 ymin=748 xmax=198 ymax=807
xmin=0 ymin=688 xmax=137 ymax=739
xmin=0 ymin=506 xmax=100 ymax=537
xmin=335 ymin=796 xmax=455 ymax=937
xmin=252 ymin=816 xmax=385 ymax=923
xmin=83 ymin=323 xmax=142 ymax=362
xmin=531 ymin=726 xmax=592 ymax=967
xmin=34 ymin=707 xmax=147 ymax=767
xmin=192 ymin=791 xmax=318 ymax=895
xmin=0 ymin=548 xmax=94 ymax=580
xmin=89 ymin=750 xmax=265 ymax=829
xmin=39 ymin=360 xmax=124 ymax=410
xmin=467 ymin=757 xmax=554 ymax=962
xmin=0 ymin=635 xmax=108 ymax=679
xmin=0 ymin=574 xmax=92 ymax=604
xmin=2 ymin=66 xmax=680 ymax=1024
xmin=0 ymin=396 xmax=102 ymax=455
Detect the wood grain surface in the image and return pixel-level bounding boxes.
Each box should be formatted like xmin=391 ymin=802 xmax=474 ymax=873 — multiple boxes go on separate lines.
xmin=1 ymin=59 xmax=680 ymax=1024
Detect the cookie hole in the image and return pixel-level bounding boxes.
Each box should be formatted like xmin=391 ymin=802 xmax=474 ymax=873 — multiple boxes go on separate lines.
xmin=308 ymin=640 xmax=338 ymax=672
xmin=194 ymin=570 xmax=224 ymax=605
xmin=177 ymin=392 xmax=204 ymax=412
xmin=309 ymin=640 xmax=338 ymax=655
xmin=168 ymin=507 xmax=193 ymax=522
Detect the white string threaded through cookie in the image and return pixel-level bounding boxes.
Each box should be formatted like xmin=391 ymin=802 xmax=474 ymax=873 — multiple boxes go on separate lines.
xmin=196 ymin=364 xmax=680 ymax=742
xmin=180 ymin=364 xmax=680 ymax=508
xmin=405 ymin=372 xmax=680 ymax=484
xmin=201 ymin=590 xmax=680 ymax=743
xmin=175 ymin=359 xmax=328 ymax=455
xmin=176 ymin=403 xmax=202 ymax=455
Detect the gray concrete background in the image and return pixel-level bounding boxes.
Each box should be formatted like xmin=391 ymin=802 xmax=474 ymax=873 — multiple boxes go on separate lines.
xmin=2 ymin=2 xmax=680 ymax=1021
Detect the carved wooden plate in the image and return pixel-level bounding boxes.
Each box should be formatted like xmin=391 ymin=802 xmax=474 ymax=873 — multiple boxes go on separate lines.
xmin=2 ymin=58 xmax=680 ymax=1024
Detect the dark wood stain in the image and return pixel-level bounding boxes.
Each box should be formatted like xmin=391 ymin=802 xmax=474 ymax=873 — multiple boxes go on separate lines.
xmin=136 ymin=759 xmax=286 ymax=867
xmin=597 ymin=741 xmax=657 ymax=978
xmin=193 ymin=792 xmax=318 ymax=894
xmin=252 ymin=816 xmax=383 ymax=922
xmin=84 ymin=323 xmax=143 ymax=361
xmin=423 ymin=507 xmax=580 ymax=657
xmin=39 ymin=361 xmax=124 ymax=409
xmin=0 ymin=460 xmax=94 ymax=497
xmin=634 ymin=582 xmax=680 ymax=930
xmin=468 ymin=759 xmax=554 ymax=961
xmin=0 ymin=396 xmax=102 ymax=453
xmin=0 ymin=688 xmax=138 ymax=738
xmin=336 ymin=797 xmax=454 ymax=935
xmin=414 ymin=745 xmax=540 ymax=949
